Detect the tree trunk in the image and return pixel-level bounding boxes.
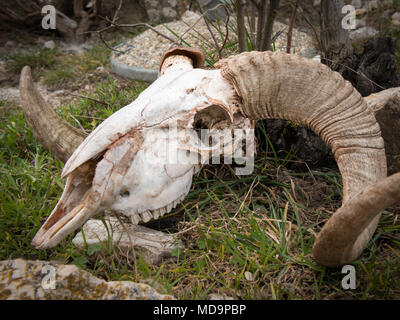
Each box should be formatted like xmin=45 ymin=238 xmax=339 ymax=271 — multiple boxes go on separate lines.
xmin=320 ymin=0 xmax=355 ymax=74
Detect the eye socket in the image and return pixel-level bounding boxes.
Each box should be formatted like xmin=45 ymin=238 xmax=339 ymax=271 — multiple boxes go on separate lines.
xmin=193 ymin=105 xmax=232 ymax=130
xmin=193 ymin=105 xmax=232 ymax=145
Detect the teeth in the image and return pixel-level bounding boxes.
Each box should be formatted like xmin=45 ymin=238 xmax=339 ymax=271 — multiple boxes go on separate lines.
xmin=159 ymin=207 xmax=166 ymax=216
xmin=152 ymin=209 xmax=160 ymax=220
xmin=166 ymin=203 xmax=173 ymax=213
xmin=133 ymin=193 xmax=188 ymax=224
xmin=141 ymin=210 xmax=152 ymax=223
xmin=131 ymin=215 xmax=140 ymax=225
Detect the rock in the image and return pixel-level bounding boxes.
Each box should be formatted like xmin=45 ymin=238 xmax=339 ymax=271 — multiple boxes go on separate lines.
xmin=168 ymin=0 xmax=177 ymax=7
xmin=365 ymin=88 xmax=400 ymax=175
xmin=350 ymin=26 xmax=379 ymax=42
xmin=0 ymin=258 xmax=174 ymax=300
xmin=146 ymin=8 xmax=160 ymax=21
xmin=355 ymin=8 xmax=367 ymax=16
xmin=311 ymin=55 xmax=321 ymax=63
xmin=351 ymin=37 xmax=400 ymax=96
xmin=351 ymin=0 xmax=362 ymax=8
xmin=206 ymin=293 xmax=234 ymax=300
xmin=5 ymin=40 xmax=15 ymax=48
xmin=356 ymin=16 xmax=367 ymax=28
xmin=313 ymin=0 xmax=321 ymax=7
xmin=392 ymin=12 xmax=400 ymax=21
xmin=72 ymin=217 xmax=183 ymax=264
xmin=44 ymin=40 xmax=56 ymax=50
xmin=381 ymin=9 xmax=392 ymax=20
xmin=392 ymin=12 xmax=400 ymax=27
xmin=197 ymin=0 xmax=228 ymax=20
xmin=366 ymin=0 xmax=378 ymax=11
xmin=162 ymin=7 xmax=177 ymax=19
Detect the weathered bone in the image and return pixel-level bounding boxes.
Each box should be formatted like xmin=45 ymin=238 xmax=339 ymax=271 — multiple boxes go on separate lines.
xmin=72 ymin=217 xmax=183 ymax=265
xmin=21 ymin=47 xmax=400 ymax=267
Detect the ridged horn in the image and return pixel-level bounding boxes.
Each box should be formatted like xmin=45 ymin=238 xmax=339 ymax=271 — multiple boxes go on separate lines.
xmin=216 ymin=51 xmax=389 ymax=267
xmin=19 ymin=66 xmax=87 ymax=163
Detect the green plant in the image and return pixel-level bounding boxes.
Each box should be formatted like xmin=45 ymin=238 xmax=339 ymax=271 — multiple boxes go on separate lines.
xmin=6 ymin=48 xmax=58 ymax=74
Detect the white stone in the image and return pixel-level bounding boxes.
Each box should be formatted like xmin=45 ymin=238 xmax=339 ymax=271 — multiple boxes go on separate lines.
xmin=146 ymin=0 xmax=159 ymax=8
xmin=351 ymin=0 xmax=362 ymax=8
xmin=392 ymin=12 xmax=400 ymax=23
xmin=350 ymin=26 xmax=379 ymax=42
xmin=313 ymin=0 xmax=321 ymax=6
xmin=5 ymin=40 xmax=15 ymax=48
xmin=206 ymin=294 xmax=234 ymax=300
xmin=312 ymin=55 xmax=321 ymax=63
xmin=147 ymin=8 xmax=160 ymax=21
xmin=162 ymin=7 xmax=177 ymax=19
xmin=168 ymin=0 xmax=177 ymax=7
xmin=356 ymin=17 xmax=366 ymax=28
xmin=43 ymin=40 xmax=56 ymax=50
xmin=367 ymin=0 xmax=378 ymax=11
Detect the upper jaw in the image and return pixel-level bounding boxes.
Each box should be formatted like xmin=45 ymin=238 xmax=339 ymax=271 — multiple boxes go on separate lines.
xmin=31 ymin=196 xmax=97 ymax=249
xmin=31 ymin=162 xmax=99 ymax=249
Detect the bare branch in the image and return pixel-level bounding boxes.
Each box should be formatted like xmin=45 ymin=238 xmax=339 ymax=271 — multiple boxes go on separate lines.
xmin=236 ymin=0 xmax=247 ymax=52
xmin=286 ymin=0 xmax=299 ymax=53
xmin=261 ymin=0 xmax=281 ymax=51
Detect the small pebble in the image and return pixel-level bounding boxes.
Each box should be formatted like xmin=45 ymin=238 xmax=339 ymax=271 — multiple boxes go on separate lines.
xmin=44 ymin=40 xmax=56 ymax=50
xmin=112 ymin=11 xmax=316 ymax=70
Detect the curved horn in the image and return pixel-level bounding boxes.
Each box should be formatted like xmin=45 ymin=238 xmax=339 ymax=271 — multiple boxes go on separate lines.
xmin=216 ymin=51 xmax=390 ymax=266
xmin=19 ymin=66 xmax=87 ymax=163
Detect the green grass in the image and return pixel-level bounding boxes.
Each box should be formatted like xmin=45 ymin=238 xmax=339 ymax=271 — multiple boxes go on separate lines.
xmin=6 ymin=48 xmax=59 ymax=75
xmin=5 ymin=43 xmax=114 ymax=87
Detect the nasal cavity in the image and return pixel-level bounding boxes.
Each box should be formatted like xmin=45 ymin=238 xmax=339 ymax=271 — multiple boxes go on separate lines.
xmin=120 ymin=190 xmax=130 ymax=198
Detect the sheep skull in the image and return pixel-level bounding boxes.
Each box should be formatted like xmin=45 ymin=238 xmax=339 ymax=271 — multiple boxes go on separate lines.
xmin=31 ymin=49 xmax=254 ymax=249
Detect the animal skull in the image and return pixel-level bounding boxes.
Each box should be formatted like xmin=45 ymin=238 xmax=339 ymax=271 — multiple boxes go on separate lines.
xmin=21 ymin=47 xmax=400 ymax=267
xmin=30 ymin=48 xmax=254 ymax=250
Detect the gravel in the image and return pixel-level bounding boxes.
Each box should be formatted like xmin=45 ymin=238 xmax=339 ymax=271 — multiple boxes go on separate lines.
xmin=112 ymin=10 xmax=317 ymax=71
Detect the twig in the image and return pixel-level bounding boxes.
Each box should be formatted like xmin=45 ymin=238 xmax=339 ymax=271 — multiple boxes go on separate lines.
xmin=195 ymin=0 xmax=222 ymax=58
xmin=69 ymin=114 xmax=88 ymax=133
xmin=322 ymin=57 xmax=387 ymax=91
xmin=261 ymin=0 xmax=281 ymax=51
xmin=236 ymin=0 xmax=247 ymax=52
xmin=114 ymin=213 xmax=138 ymax=280
xmin=271 ymin=26 xmax=287 ymax=43
xmin=110 ymin=22 xmax=180 ymax=44
xmin=286 ymin=0 xmax=299 ymax=54
xmin=255 ymin=0 xmax=268 ymax=50
xmin=69 ymin=93 xmax=109 ymax=106
xmin=87 ymin=19 xmax=180 ymax=53
xmin=297 ymin=4 xmax=323 ymax=53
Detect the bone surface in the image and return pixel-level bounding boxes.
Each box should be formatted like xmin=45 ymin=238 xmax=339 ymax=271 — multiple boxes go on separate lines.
xmin=72 ymin=217 xmax=182 ymax=264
